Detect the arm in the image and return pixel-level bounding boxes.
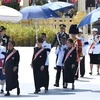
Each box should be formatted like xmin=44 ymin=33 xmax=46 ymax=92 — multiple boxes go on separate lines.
xmin=72 ymin=49 xmax=77 ymax=65
xmin=41 ymin=50 xmax=47 ymax=66
xmin=55 ymin=46 xmax=60 ymax=55
xmin=14 ymin=51 xmax=20 ymax=68
xmin=62 ymin=49 xmax=67 ymax=64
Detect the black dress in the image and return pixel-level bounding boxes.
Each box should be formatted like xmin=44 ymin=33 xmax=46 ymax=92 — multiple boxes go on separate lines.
xmin=63 ymin=47 xmax=77 ymax=83
xmin=32 ymin=47 xmax=47 ymax=91
xmin=4 ymin=49 xmax=20 ymax=91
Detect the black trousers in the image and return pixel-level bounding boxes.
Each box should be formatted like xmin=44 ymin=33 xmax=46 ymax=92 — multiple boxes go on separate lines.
xmin=74 ymin=62 xmax=78 ymax=79
xmin=44 ymin=66 xmax=49 ymax=90
xmin=55 ymin=66 xmax=61 ymax=84
xmin=80 ymin=56 xmax=85 ymax=77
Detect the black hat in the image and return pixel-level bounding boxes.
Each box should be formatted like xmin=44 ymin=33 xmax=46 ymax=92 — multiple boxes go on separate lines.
xmin=69 ymin=24 xmax=79 ymax=34
xmin=59 ymin=24 xmax=66 ymax=28
xmin=0 ymin=26 xmax=6 ymax=32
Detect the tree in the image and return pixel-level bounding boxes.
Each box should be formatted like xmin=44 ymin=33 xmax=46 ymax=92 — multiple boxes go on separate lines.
xmin=33 ymin=0 xmax=47 ymax=5
xmin=3 ymin=0 xmax=21 ymax=11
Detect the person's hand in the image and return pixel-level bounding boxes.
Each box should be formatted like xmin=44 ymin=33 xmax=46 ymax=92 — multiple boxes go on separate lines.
xmin=2 ymin=68 xmax=5 ymax=75
xmin=72 ymin=64 xmax=75 ymax=68
xmin=13 ymin=66 xmax=17 ymax=72
xmin=40 ymin=66 xmax=44 ymax=71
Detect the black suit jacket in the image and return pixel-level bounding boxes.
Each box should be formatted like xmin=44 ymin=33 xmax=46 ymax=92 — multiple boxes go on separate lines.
xmin=0 ymin=34 xmax=10 ymax=47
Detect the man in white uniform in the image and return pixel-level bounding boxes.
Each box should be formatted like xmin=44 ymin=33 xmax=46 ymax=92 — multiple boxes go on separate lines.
xmin=78 ymin=28 xmax=89 ymax=77
xmin=40 ymin=33 xmax=51 ymax=92
xmin=0 ymin=41 xmax=6 ymax=93
xmin=88 ymin=28 xmax=100 ymax=75
xmin=54 ymin=36 xmax=67 ymax=88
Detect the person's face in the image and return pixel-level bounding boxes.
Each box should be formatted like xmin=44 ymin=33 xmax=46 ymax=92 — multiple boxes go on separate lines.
xmin=61 ymin=39 xmax=66 ymax=45
xmin=67 ymin=41 xmax=72 ymax=47
xmin=0 ymin=30 xmax=6 ymax=36
xmin=60 ymin=27 xmax=65 ymax=32
xmin=71 ymin=34 xmax=77 ymax=37
xmin=37 ymin=41 xmax=42 ymax=47
xmin=8 ymin=42 xmax=14 ymax=50
xmin=92 ymin=31 xmax=97 ymax=36
xmin=40 ymin=35 xmax=46 ymax=41
xmin=78 ymin=32 xmax=82 ymax=36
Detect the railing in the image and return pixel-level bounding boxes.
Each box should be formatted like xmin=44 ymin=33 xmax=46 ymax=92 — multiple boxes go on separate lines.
xmin=21 ymin=17 xmax=73 ymax=33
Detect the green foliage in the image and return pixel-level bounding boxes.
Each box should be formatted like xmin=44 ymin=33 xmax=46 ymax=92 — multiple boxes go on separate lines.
xmin=0 ymin=22 xmax=56 ymax=46
xmin=35 ymin=0 xmax=47 ymax=5
xmin=3 ymin=2 xmax=20 ymax=11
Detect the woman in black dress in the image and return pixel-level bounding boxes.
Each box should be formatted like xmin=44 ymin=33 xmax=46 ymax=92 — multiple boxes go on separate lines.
xmin=32 ymin=38 xmax=47 ymax=94
xmin=2 ymin=40 xmax=20 ymax=96
xmin=63 ymin=39 xmax=77 ymax=90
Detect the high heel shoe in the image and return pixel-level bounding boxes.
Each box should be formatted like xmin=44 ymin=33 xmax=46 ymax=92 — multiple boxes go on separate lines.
xmin=17 ymin=88 xmax=20 ymax=95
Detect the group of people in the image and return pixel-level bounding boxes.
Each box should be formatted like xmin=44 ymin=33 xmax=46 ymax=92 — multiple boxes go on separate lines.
xmin=31 ymin=23 xmax=100 ymax=94
xmin=0 ymin=26 xmax=20 ymax=96
xmin=0 ymin=23 xmax=100 ymax=96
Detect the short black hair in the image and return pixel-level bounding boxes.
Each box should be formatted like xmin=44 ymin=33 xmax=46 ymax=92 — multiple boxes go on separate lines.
xmin=67 ymin=38 xmax=73 ymax=44
xmin=8 ymin=40 xmax=15 ymax=46
xmin=41 ymin=33 xmax=46 ymax=37
xmin=37 ymin=38 xmax=43 ymax=43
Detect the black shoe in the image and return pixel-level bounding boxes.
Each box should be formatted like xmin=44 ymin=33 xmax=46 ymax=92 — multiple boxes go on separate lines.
xmin=34 ymin=90 xmax=39 ymax=94
xmin=54 ymin=84 xmax=59 ymax=87
xmin=5 ymin=92 xmax=10 ymax=96
xmin=80 ymin=75 xmax=84 ymax=77
xmin=0 ymin=90 xmax=4 ymax=94
xmin=63 ymin=83 xmax=68 ymax=88
xmin=45 ymin=89 xmax=48 ymax=93
xmin=89 ymin=72 xmax=92 ymax=75
xmin=17 ymin=88 xmax=20 ymax=95
xmin=97 ymin=72 xmax=99 ymax=75
xmin=72 ymin=87 xmax=75 ymax=90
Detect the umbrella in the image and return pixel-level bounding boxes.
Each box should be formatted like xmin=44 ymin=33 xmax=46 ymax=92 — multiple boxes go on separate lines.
xmin=78 ymin=7 xmax=100 ymax=28
xmin=0 ymin=5 xmax=22 ymax=22
xmin=20 ymin=5 xmax=59 ymax=39
xmin=43 ymin=1 xmax=74 ymax=12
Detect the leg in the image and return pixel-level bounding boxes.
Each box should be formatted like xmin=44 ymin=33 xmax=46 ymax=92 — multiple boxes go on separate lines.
xmin=97 ymin=65 xmax=100 ymax=75
xmin=89 ymin=64 xmax=93 ymax=75
xmin=54 ymin=66 xmax=61 ymax=87
xmin=17 ymin=81 xmax=20 ymax=95
xmin=0 ymin=80 xmax=5 ymax=93
xmin=5 ymin=91 xmax=10 ymax=96
xmin=72 ymin=83 xmax=75 ymax=90
xmin=44 ymin=66 xmax=49 ymax=92
xmin=74 ymin=62 xmax=79 ymax=80
xmin=80 ymin=56 xmax=85 ymax=77
xmin=63 ymin=69 xmax=68 ymax=88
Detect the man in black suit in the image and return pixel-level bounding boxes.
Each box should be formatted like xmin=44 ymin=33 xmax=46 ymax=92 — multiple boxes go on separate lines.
xmin=0 ymin=26 xmax=10 ymax=48
xmin=51 ymin=24 xmax=69 ymax=48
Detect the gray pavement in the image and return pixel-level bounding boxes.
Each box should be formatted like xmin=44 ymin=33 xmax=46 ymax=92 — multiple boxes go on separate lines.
xmin=0 ymin=47 xmax=100 ymax=100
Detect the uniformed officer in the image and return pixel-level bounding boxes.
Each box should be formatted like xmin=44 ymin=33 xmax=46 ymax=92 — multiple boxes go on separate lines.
xmin=51 ymin=24 xmax=69 ymax=48
xmin=69 ymin=24 xmax=83 ymax=80
xmin=54 ymin=35 xmax=68 ymax=88
xmin=88 ymin=28 xmax=100 ymax=75
xmin=78 ymin=28 xmax=89 ymax=77
xmin=0 ymin=26 xmax=10 ymax=48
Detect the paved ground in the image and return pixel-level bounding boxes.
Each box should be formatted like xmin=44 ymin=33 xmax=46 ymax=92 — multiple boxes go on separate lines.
xmin=0 ymin=47 xmax=100 ymax=100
